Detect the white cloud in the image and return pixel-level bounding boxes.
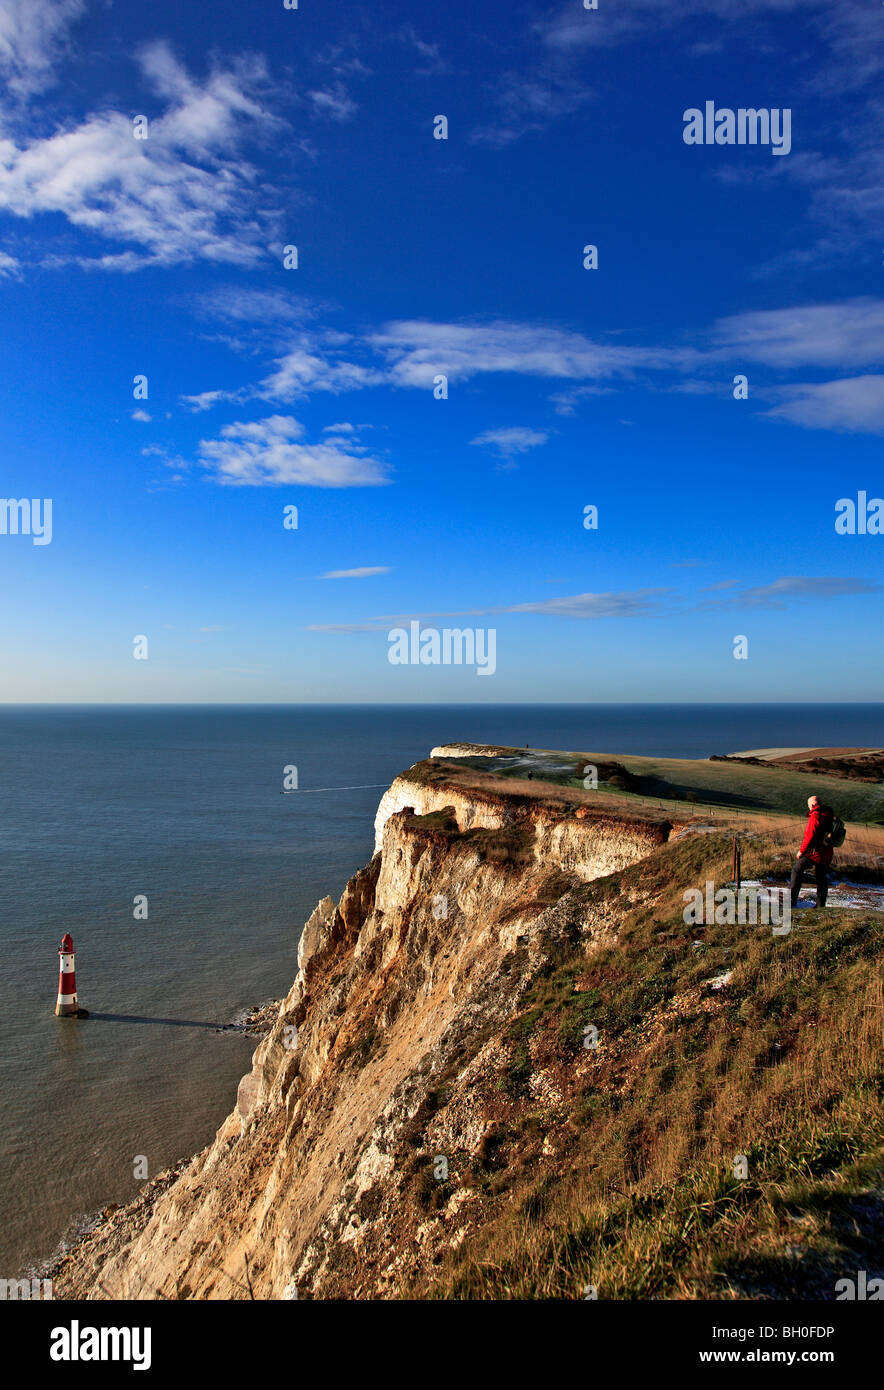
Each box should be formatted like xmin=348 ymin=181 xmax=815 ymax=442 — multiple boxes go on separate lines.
xmin=739 ymin=576 xmax=881 ymax=606
xmin=306 ymin=84 xmax=357 ymax=122
xmin=196 ymin=415 xmax=390 ymax=487
xmin=522 ymin=0 xmax=884 ymax=184
xmin=183 ymin=316 xmax=684 ymax=413
xmin=539 ymin=0 xmax=811 ymax=53
xmin=306 ymin=622 xmax=386 ymax=633
xmin=131 ymin=408 xmax=152 ymax=422
xmin=711 ymin=299 xmax=884 ymax=370
xmin=318 ymin=570 xmax=878 ymax=634
xmin=0 ymin=42 xmax=283 ymax=269
xmin=321 ymin=566 xmax=390 ymax=579
xmin=537 ymin=0 xmax=882 ymax=69
xmin=772 ymin=141 xmax=884 ymax=260
xmin=256 ymin=343 xmax=383 ymax=400
xmin=0 ymin=246 xmax=19 ymax=275
xmin=0 ymin=0 xmax=85 ymax=98
xmin=314 ymin=41 xmax=372 ymax=80
xmin=138 ymin=41 xmax=277 ymax=155
xmin=505 ymin=588 xmax=668 ymax=619
xmin=549 ymin=384 xmax=616 ymax=415
xmin=186 ymin=302 xmax=884 ymax=437
xmin=810 ymin=3 xmax=884 ymax=94
xmin=397 ymin=26 xmax=447 ymax=75
xmin=179 ymin=335 xmax=382 ymax=415
xmin=470 ymin=426 xmax=549 ymax=460
xmin=765 ymin=375 xmax=884 ymax=433
xmin=375 ymin=588 xmax=669 ymax=622
xmin=193 ymin=286 xmax=314 ymax=327
xmin=181 ymin=389 xmax=232 ymax=414
xmin=471 ymin=71 xmax=593 ymax=147
xmin=371 ymin=319 xmax=692 ymax=388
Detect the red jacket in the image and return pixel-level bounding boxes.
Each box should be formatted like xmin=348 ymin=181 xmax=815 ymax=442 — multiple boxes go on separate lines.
xmin=799 ymin=805 xmax=835 ymax=865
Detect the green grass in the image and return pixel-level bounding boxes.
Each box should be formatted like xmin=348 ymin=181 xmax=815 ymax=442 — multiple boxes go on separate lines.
xmin=444 ymin=746 xmax=884 ymax=824
xmin=401 ymin=828 xmax=884 ymax=1300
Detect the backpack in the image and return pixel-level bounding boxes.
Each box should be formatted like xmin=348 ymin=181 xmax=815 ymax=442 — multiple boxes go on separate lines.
xmin=824 ymin=815 xmax=847 ymax=848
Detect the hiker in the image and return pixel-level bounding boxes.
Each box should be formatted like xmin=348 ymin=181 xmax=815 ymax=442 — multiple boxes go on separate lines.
xmin=789 ymin=795 xmax=835 ymax=909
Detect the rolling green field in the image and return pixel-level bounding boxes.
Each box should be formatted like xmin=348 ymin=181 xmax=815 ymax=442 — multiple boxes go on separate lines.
xmin=447 ymin=746 xmax=884 ymax=825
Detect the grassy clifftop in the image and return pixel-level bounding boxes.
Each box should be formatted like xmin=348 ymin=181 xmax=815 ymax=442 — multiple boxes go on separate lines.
xmin=399 ymin=827 xmax=884 ymax=1299
xmin=431 ymin=743 xmax=884 ymax=828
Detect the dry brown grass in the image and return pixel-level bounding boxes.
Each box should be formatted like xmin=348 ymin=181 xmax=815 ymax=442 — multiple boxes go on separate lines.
xmin=403 ymin=829 xmax=884 ymax=1300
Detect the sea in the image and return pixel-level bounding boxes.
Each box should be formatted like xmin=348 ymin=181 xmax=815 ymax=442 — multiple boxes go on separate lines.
xmin=1 ymin=703 xmax=882 ymax=1276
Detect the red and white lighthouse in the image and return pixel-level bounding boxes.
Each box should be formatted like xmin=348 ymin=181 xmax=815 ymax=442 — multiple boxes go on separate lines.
xmin=55 ymin=933 xmax=79 ymax=1017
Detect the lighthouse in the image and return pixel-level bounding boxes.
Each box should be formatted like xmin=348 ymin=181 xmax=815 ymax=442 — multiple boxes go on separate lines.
xmin=55 ymin=933 xmax=80 ymax=1017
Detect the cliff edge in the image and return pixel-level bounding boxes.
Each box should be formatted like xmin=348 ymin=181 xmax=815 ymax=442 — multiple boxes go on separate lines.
xmin=51 ymin=751 xmax=884 ymax=1300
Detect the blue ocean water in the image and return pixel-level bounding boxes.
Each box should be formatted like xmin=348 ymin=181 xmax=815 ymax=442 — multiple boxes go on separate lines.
xmin=1 ymin=703 xmax=881 ymax=1275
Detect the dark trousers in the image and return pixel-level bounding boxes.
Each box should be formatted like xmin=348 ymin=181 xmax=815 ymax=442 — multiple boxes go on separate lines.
xmin=790 ymin=855 xmax=829 ymax=908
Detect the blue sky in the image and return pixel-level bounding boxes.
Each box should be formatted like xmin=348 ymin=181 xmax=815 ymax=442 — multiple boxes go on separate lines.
xmin=0 ymin=0 xmax=882 ymax=701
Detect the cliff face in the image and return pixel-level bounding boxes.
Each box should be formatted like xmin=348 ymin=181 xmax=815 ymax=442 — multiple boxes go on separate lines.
xmin=53 ymin=760 xmax=674 ymax=1300
xmin=375 ymin=759 xmax=671 ymax=880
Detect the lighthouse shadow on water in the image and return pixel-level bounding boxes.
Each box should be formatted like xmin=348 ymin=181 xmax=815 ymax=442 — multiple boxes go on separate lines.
xmin=55 ymin=930 xmax=244 ymax=1032
xmin=88 ymin=1013 xmax=240 ymax=1031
